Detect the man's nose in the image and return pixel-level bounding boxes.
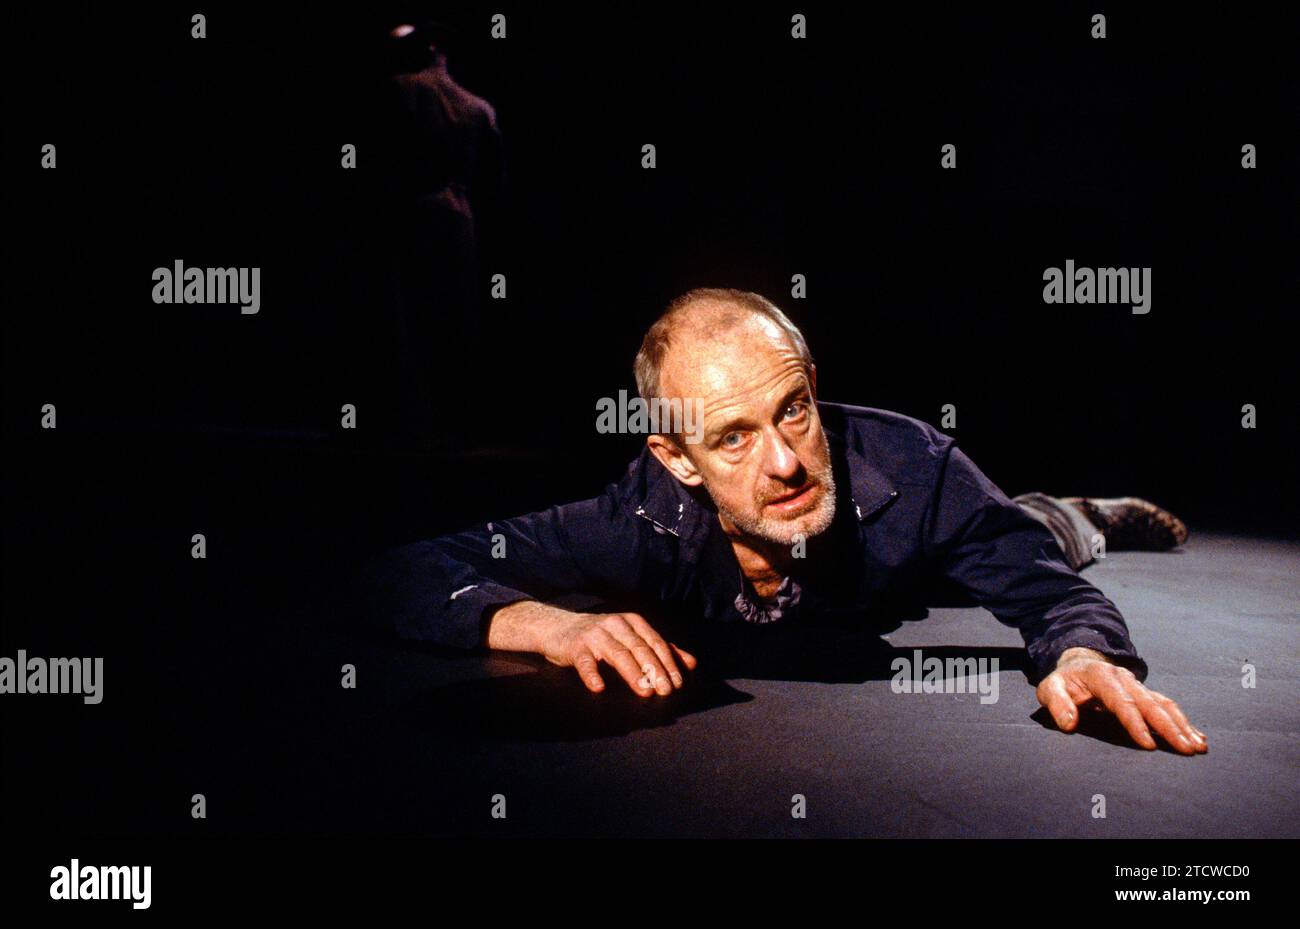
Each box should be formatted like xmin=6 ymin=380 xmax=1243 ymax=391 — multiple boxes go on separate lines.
xmin=762 ymin=428 xmax=803 ymax=481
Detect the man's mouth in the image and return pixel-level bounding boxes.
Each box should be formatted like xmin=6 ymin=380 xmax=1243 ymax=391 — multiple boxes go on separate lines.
xmin=765 ymin=482 xmax=818 ymax=513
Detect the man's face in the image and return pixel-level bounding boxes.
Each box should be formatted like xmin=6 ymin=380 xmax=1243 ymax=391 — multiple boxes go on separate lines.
xmin=655 ymin=310 xmax=837 ymax=548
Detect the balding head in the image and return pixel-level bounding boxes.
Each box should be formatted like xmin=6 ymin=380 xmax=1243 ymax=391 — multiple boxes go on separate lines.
xmin=634 ymin=289 xmax=813 ymax=406
xmin=638 ymin=288 xmax=836 ymax=550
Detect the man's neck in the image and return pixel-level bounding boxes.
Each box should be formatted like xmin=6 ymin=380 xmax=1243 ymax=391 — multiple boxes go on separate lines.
xmin=719 ymin=516 xmax=793 ymax=599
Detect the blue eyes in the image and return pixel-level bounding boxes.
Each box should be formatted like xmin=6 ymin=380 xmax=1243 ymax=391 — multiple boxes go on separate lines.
xmin=719 ymin=401 xmax=809 ymax=449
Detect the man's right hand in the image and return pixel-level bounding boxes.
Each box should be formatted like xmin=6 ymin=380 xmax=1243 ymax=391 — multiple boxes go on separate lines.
xmin=486 ymin=600 xmax=697 ymax=696
xmin=542 ymin=611 xmax=697 ymax=696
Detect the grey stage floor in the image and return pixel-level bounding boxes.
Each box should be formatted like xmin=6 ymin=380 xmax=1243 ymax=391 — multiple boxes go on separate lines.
xmin=189 ymin=531 xmax=1300 ymax=839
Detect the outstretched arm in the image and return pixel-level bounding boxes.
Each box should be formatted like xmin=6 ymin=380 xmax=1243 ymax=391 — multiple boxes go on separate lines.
xmin=925 ymin=443 xmax=1206 ymax=754
xmin=357 ymin=487 xmax=695 ymax=696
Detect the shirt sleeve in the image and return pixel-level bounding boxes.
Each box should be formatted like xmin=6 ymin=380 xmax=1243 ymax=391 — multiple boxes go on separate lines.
xmin=356 ymin=488 xmax=656 ymax=651
xmin=923 ymin=442 xmax=1149 ymax=682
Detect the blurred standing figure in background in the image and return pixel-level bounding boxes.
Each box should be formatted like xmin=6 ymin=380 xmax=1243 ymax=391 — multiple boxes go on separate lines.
xmin=371 ymin=20 xmax=505 ymax=446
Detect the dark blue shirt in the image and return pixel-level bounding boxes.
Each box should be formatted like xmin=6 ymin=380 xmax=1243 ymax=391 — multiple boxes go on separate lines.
xmin=360 ymin=402 xmax=1148 ymax=682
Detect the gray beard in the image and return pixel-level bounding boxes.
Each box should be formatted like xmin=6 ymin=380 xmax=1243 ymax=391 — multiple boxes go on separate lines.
xmin=711 ymin=434 xmax=839 ymax=548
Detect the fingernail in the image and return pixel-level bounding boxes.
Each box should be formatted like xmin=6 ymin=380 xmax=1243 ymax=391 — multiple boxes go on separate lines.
xmin=671 ymin=673 xmax=683 ymax=686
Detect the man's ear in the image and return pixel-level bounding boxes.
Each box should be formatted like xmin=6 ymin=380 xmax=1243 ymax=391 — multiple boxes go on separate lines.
xmin=808 ymin=363 xmax=818 ymax=399
xmin=646 ymin=434 xmax=704 ymax=487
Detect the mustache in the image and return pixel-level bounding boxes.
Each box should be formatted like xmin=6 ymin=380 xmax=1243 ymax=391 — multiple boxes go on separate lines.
xmin=753 ymin=432 xmax=836 ymax=506
xmin=759 ymin=474 xmax=820 ymax=504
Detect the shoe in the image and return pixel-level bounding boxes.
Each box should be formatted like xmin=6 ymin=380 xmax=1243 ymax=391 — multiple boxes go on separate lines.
xmin=1065 ymin=496 xmax=1189 ymax=551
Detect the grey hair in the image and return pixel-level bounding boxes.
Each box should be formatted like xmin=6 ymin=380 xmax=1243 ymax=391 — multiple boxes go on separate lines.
xmin=633 ymin=288 xmax=813 ymax=403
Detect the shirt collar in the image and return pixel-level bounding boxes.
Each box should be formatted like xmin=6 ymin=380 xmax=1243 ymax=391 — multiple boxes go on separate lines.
xmin=826 ymin=424 xmax=898 ymax=521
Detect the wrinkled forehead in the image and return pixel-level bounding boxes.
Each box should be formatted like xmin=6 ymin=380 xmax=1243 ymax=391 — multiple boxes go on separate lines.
xmin=659 ymin=310 xmax=804 ymax=403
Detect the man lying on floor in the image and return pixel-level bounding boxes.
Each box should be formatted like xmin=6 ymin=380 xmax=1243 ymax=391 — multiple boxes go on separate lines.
xmin=363 ymin=288 xmax=1208 ymax=756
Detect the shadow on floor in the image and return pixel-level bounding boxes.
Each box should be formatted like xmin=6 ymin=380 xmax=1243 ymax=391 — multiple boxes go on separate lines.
xmin=402 ymin=624 xmax=1032 ymax=743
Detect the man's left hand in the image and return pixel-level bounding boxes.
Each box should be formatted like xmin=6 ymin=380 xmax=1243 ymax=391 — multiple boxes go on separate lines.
xmin=1037 ymin=647 xmax=1208 ymax=755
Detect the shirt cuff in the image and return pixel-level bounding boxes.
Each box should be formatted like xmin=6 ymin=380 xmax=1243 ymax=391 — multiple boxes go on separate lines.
xmin=432 ymin=581 xmax=536 ymax=650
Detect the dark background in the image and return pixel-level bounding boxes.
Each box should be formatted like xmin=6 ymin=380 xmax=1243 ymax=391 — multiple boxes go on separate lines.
xmin=2 ymin=2 xmax=1296 ymax=837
